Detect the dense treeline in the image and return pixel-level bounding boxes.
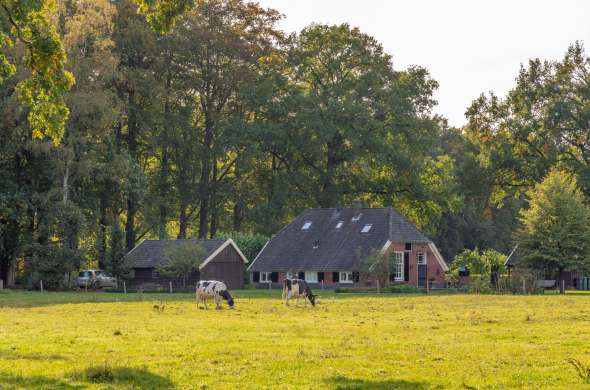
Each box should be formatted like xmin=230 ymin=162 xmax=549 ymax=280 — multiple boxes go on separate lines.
xmin=0 ymin=0 xmax=588 ymax=288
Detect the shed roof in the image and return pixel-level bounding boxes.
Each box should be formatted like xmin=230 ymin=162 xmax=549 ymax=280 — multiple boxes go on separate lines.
xmin=248 ymin=207 xmax=437 ymax=272
xmin=126 ymin=239 xmax=227 ymax=269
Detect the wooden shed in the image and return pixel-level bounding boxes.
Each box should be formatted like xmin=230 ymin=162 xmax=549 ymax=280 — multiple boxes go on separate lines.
xmin=125 ymin=238 xmax=247 ymax=290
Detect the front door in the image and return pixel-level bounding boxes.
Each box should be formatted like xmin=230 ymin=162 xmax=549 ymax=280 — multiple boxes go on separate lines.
xmin=417 ymin=252 xmax=427 ymax=288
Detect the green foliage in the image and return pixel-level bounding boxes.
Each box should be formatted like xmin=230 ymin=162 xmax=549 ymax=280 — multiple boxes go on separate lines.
xmin=158 ymin=241 xmax=204 ymax=288
xmin=0 ymin=0 xmax=74 ymax=143
xmin=450 ymin=248 xmax=507 ymax=290
xmin=217 ymin=231 xmax=268 ymax=263
xmin=360 ymin=250 xmax=393 ymax=289
xmin=517 ymin=169 xmax=590 ymax=276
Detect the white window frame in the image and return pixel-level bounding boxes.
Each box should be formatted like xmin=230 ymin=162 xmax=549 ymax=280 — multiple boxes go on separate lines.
xmin=301 ymin=222 xmax=312 ymax=230
xmin=361 ymin=224 xmax=372 ymax=233
xmin=393 ymin=251 xmax=404 ymax=281
xmin=335 ymin=221 xmax=344 ymax=229
xmin=351 ymin=213 xmax=363 ymax=222
xmin=304 ymin=271 xmax=318 ymax=283
xmin=260 ymin=272 xmax=272 ymax=283
xmin=286 ymin=271 xmax=293 ymax=279
xmin=339 ymin=271 xmax=354 ymax=284
xmin=417 ymin=252 xmax=427 ymax=265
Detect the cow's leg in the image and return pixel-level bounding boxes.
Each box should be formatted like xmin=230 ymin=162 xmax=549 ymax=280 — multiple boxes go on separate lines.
xmin=284 ymin=293 xmax=290 ymax=306
xmin=215 ymin=294 xmax=222 ymax=310
xmin=203 ymin=296 xmax=208 ymax=310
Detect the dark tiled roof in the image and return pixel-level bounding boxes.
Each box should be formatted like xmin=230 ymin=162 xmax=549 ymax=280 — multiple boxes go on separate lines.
xmin=126 ymin=239 xmax=226 ymax=268
xmin=248 ymin=207 xmax=431 ymax=272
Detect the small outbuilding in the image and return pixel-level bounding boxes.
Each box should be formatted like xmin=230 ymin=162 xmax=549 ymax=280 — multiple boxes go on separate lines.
xmin=125 ymin=238 xmax=247 ymax=290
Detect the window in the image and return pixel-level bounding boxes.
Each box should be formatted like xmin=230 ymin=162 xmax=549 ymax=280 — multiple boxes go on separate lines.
xmin=393 ymin=252 xmax=404 ymax=281
xmin=335 ymin=221 xmax=344 ymax=229
xmin=361 ymin=224 xmax=372 ymax=233
xmin=260 ymin=272 xmax=272 ymax=283
xmin=417 ymin=252 xmax=427 ymax=265
xmin=286 ymin=271 xmax=293 ymax=279
xmin=405 ymin=242 xmax=412 ymax=251
xmin=351 ymin=213 xmax=363 ymax=222
xmin=152 ymin=269 xmax=160 ymax=279
xmin=313 ymin=240 xmax=320 ymax=249
xmin=301 ymin=222 xmax=312 ymax=230
xmin=339 ymin=271 xmax=354 ymax=283
xmin=305 ymin=271 xmax=318 ymax=283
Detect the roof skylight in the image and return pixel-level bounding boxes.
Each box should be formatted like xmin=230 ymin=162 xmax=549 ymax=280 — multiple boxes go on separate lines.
xmin=336 ymin=221 xmax=344 ymax=229
xmin=301 ymin=222 xmax=312 ymax=230
xmin=361 ymin=224 xmax=372 ymax=233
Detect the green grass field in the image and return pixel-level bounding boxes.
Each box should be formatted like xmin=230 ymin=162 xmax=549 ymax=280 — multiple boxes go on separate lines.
xmin=1 ymin=290 xmax=589 ymax=389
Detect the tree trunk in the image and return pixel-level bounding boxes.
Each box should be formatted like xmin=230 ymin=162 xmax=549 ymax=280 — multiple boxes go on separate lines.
xmin=233 ymin=199 xmax=244 ymax=231
xmin=178 ymin=198 xmax=188 ymax=239
xmin=209 ymin=163 xmax=218 ymax=238
xmin=158 ymin=147 xmax=169 ymax=239
xmin=97 ymin=195 xmax=108 ymax=269
xmin=198 ymin=119 xmax=214 ymax=239
xmin=319 ymin=137 xmax=341 ymax=207
xmin=125 ymin=92 xmax=138 ymax=252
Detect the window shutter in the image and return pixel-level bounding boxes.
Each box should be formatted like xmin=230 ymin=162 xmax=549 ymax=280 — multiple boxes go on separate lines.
xmin=298 ymin=271 xmax=305 ymax=280
xmin=352 ymin=272 xmax=360 ymax=283
xmin=404 ymin=252 xmax=410 ymax=282
xmin=332 ymin=272 xmax=340 ymax=282
xmin=253 ymin=272 xmax=260 ymax=283
xmin=318 ymin=272 xmax=325 ymax=282
xmin=271 ymin=272 xmax=279 ymax=283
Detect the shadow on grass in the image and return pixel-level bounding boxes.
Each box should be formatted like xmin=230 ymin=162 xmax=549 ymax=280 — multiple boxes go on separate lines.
xmin=0 ymin=372 xmax=84 ymax=389
xmin=326 ymin=375 xmax=432 ymax=390
xmin=71 ymin=365 xmax=175 ymax=389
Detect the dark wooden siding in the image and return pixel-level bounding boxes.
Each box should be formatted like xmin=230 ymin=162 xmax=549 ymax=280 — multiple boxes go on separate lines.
xmin=129 ymin=267 xmax=200 ymax=289
xmin=200 ymin=244 xmax=245 ymax=289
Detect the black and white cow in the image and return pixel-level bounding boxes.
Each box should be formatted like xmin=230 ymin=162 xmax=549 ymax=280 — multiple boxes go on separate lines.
xmin=282 ymin=278 xmax=316 ymax=306
xmin=196 ymin=280 xmax=235 ymax=309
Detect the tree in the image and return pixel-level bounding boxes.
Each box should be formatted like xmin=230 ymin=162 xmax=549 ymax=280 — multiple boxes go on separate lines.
xmin=0 ymin=0 xmax=74 ymax=143
xmin=360 ymin=250 xmax=394 ymax=290
xmin=517 ymin=169 xmax=590 ymax=293
xmin=449 ymin=248 xmax=507 ymax=286
xmin=158 ymin=241 xmax=204 ymax=288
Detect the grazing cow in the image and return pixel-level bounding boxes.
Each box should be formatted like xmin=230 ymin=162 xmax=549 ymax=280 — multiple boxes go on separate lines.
xmin=282 ymin=278 xmax=316 ymax=307
xmin=196 ymin=280 xmax=235 ymax=309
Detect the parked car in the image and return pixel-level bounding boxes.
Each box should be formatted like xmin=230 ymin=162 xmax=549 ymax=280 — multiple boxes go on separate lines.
xmin=77 ymin=270 xmax=117 ymax=289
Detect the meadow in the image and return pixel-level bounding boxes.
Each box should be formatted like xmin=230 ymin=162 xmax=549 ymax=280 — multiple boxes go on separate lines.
xmin=0 ymin=290 xmax=589 ymax=389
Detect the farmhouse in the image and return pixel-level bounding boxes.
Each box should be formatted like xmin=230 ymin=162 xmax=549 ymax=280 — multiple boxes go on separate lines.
xmin=125 ymin=238 xmax=247 ymax=289
xmin=248 ymin=207 xmax=448 ymax=288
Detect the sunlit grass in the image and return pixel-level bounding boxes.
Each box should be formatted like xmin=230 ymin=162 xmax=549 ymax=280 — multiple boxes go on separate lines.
xmin=0 ymin=291 xmax=589 ymax=389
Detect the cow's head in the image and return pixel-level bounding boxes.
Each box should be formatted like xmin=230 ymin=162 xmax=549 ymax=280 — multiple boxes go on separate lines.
xmin=220 ymin=290 xmax=235 ymax=309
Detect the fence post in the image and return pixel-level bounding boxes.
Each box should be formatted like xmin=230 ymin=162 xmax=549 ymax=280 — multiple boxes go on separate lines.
xmin=268 ymin=281 xmax=271 ymax=290
xmin=321 ymin=280 xmax=324 ymax=290
xmin=427 ymin=280 xmax=430 ymax=294
xmin=0 ymin=279 xmax=3 ymax=290
xmin=376 ymin=279 xmax=381 ymax=294
xmin=40 ymin=280 xmax=44 ymax=293
xmin=562 ymin=279 xmax=566 ymax=294
xmin=522 ymin=278 xmax=526 ymax=294
xmin=123 ymin=281 xmax=127 ymax=294
xmin=169 ymin=281 xmax=173 ymax=294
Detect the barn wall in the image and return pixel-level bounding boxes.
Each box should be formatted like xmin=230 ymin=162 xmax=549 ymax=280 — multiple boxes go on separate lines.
xmin=386 ymin=242 xmax=446 ymax=287
xmin=129 ymin=268 xmax=200 ymax=290
xmin=200 ymin=244 xmax=245 ymax=289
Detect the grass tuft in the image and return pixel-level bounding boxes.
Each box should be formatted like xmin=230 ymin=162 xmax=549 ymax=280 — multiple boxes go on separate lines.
xmin=567 ymin=358 xmax=590 ymax=383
